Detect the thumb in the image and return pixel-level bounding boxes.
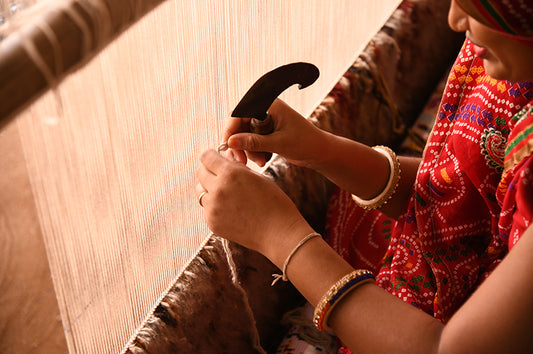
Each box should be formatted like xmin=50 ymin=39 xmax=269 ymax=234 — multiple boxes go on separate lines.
xmin=228 ymin=132 xmax=271 ymax=152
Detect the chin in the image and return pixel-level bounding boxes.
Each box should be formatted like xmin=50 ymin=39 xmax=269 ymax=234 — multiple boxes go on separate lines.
xmin=483 ymin=61 xmax=516 ymax=82
xmin=483 ymin=59 xmax=533 ymax=83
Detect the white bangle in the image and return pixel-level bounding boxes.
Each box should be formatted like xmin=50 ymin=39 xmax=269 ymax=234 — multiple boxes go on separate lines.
xmin=351 ymin=145 xmax=401 ymax=210
xmin=271 ymin=232 xmax=321 ymax=286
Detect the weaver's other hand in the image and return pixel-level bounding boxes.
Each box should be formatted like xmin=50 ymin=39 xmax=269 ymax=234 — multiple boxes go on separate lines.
xmin=195 ymin=149 xmax=312 ymax=260
xmin=223 ymin=99 xmax=326 ymax=168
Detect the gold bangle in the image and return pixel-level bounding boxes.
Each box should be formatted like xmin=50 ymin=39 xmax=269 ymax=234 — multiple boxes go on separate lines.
xmin=313 ymin=269 xmax=375 ymax=331
xmin=351 ymin=145 xmax=401 ymax=210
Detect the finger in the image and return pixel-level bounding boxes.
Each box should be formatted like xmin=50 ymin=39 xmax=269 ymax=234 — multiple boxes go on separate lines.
xmin=268 ymin=98 xmax=292 ymax=118
xmin=268 ymin=98 xmax=285 ymax=114
xmin=194 ymin=184 xmax=209 ymax=207
xmin=223 ymin=117 xmax=250 ymax=142
xmin=245 ymin=150 xmax=267 ymax=167
xmin=227 ymin=132 xmax=273 ymax=153
xmin=231 ymin=148 xmax=248 ymax=164
xmin=224 ymin=149 xmax=237 ymax=161
xmin=200 ymin=149 xmax=229 ymax=175
xmin=194 ymin=183 xmax=206 ymax=198
xmin=196 ymin=163 xmax=216 ymax=189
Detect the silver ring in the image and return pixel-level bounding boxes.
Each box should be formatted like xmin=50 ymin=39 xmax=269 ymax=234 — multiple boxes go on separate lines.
xmin=198 ymin=191 xmax=207 ymax=207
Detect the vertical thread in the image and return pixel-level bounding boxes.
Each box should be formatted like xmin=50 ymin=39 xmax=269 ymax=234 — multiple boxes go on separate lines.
xmin=11 ymin=0 xmax=401 ymax=352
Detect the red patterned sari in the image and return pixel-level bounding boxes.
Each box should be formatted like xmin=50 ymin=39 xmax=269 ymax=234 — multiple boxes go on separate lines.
xmin=326 ymin=39 xmax=533 ymax=326
xmin=497 ymin=102 xmax=533 ymax=248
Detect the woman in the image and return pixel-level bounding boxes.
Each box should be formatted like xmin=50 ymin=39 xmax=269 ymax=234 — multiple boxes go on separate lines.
xmin=196 ymin=1 xmax=533 ymax=352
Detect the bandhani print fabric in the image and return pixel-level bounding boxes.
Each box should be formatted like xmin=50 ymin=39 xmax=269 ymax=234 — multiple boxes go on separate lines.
xmin=325 ymin=40 xmax=533 ymax=352
xmin=497 ymin=102 xmax=533 ymax=248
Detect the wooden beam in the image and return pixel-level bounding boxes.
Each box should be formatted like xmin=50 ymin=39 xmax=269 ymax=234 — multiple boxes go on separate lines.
xmin=0 ymin=0 xmax=166 ymax=129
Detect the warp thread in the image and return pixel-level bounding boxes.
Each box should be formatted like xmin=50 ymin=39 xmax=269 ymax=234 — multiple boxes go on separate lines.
xmin=13 ymin=3 xmax=268 ymax=351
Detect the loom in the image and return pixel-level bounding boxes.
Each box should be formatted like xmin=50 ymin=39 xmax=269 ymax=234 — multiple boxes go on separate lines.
xmin=0 ymin=0 xmax=462 ymax=352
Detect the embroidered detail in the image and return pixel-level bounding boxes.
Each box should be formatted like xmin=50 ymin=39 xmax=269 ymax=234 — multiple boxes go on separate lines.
xmin=480 ymin=128 xmax=506 ymax=173
xmin=495 ymin=116 xmax=507 ymax=126
xmin=503 ymin=104 xmax=533 ymax=175
xmin=440 ymin=168 xmax=453 ymax=184
xmin=509 ymin=104 xmax=533 ymax=126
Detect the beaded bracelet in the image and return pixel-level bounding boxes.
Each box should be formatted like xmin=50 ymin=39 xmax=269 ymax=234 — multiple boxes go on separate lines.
xmin=313 ymin=269 xmax=375 ymax=331
xmin=351 ymin=145 xmax=401 ymax=210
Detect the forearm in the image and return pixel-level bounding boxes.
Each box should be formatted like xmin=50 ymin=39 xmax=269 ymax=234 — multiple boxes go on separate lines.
xmin=310 ymin=130 xmax=420 ymax=218
xmin=265 ymin=223 xmax=533 ymax=354
xmin=329 ymin=282 xmax=443 ymax=354
xmin=266 ymin=232 xmax=443 ymax=354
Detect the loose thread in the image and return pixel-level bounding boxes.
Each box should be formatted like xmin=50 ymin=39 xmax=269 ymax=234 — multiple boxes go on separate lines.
xmin=18 ymin=27 xmax=64 ymax=119
xmin=221 ymin=238 xmax=266 ymax=354
xmin=63 ymin=1 xmax=92 ymax=57
xmin=217 ymin=141 xmax=228 ymax=152
xmin=213 ymin=144 xmax=265 ymax=352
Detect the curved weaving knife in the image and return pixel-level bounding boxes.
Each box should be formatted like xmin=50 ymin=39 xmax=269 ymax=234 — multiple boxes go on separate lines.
xmin=232 ymin=62 xmax=320 ymax=135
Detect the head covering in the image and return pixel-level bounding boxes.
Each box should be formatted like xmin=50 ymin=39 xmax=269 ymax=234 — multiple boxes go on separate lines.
xmin=455 ymin=0 xmax=533 ymax=46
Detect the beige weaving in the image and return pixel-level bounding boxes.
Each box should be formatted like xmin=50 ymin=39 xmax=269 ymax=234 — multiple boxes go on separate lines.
xmin=0 ymin=0 xmax=400 ymax=352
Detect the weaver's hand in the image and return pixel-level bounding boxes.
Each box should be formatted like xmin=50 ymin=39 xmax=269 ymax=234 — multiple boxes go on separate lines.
xmin=195 ymin=149 xmax=313 ymax=262
xmin=223 ymin=99 xmax=326 ymax=168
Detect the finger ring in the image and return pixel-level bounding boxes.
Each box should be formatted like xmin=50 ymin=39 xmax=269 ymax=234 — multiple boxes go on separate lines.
xmin=198 ymin=191 xmax=207 ymax=207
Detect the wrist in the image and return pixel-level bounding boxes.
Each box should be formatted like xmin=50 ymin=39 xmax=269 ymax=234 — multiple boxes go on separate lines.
xmin=351 ymin=145 xmax=400 ymax=210
xmin=263 ymin=218 xmax=316 ymax=270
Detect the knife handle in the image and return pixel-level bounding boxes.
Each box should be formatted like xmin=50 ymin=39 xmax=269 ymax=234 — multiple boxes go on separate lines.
xmin=250 ymin=114 xmax=274 ymax=162
xmin=250 ymin=114 xmax=275 ymax=135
